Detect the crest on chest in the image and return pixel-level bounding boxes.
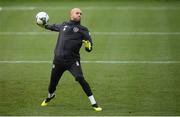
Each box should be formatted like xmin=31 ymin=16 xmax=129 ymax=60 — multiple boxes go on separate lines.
xmin=73 ymin=27 xmax=79 ymax=32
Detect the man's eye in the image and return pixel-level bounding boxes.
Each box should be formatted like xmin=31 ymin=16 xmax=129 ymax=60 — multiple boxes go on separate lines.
xmin=76 ymin=12 xmax=82 ymax=15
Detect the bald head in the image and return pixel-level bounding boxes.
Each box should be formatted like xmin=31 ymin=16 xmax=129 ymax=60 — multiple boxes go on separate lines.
xmin=70 ymin=8 xmax=82 ymax=22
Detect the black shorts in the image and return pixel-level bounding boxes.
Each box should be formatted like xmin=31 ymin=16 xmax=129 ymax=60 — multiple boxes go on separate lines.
xmin=52 ymin=59 xmax=84 ymax=81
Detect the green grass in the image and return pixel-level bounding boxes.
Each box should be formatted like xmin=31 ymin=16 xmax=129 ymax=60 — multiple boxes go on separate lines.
xmin=0 ymin=0 xmax=180 ymax=116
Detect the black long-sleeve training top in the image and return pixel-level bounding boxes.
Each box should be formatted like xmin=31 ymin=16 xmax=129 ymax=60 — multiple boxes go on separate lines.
xmin=45 ymin=20 xmax=93 ymax=63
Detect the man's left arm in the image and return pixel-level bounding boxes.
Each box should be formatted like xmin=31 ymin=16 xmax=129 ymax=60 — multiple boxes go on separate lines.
xmin=81 ymin=28 xmax=93 ymax=52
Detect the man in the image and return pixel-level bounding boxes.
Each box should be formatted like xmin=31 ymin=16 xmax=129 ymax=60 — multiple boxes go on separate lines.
xmin=37 ymin=8 xmax=102 ymax=112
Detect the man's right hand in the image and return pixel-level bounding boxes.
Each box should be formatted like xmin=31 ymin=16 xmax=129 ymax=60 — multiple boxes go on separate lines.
xmin=36 ymin=18 xmax=47 ymax=28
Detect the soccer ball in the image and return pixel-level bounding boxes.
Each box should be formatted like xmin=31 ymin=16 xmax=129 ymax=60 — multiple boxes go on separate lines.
xmin=36 ymin=12 xmax=49 ymax=25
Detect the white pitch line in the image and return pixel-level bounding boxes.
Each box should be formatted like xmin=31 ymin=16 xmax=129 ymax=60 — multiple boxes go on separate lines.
xmin=93 ymin=32 xmax=180 ymax=35
xmin=0 ymin=60 xmax=180 ymax=64
xmin=0 ymin=32 xmax=54 ymax=35
xmin=0 ymin=60 xmax=51 ymax=64
xmin=1 ymin=32 xmax=180 ymax=36
xmin=0 ymin=6 xmax=180 ymax=11
xmin=0 ymin=6 xmax=35 ymax=11
xmin=82 ymin=61 xmax=180 ymax=64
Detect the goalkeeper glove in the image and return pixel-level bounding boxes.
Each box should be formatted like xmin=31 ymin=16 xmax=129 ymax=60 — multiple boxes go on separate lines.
xmin=82 ymin=40 xmax=92 ymax=52
xmin=36 ymin=18 xmax=47 ymax=28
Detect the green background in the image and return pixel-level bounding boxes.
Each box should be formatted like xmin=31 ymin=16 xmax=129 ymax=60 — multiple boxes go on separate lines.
xmin=0 ymin=0 xmax=180 ymax=116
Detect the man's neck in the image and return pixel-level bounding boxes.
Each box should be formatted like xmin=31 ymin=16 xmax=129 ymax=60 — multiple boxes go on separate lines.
xmin=70 ymin=20 xmax=80 ymax=24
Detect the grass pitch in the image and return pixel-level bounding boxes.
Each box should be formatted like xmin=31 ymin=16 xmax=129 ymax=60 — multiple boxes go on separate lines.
xmin=0 ymin=0 xmax=180 ymax=116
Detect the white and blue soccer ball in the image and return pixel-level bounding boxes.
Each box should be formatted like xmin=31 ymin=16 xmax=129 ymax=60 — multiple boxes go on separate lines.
xmin=36 ymin=12 xmax=49 ymax=25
